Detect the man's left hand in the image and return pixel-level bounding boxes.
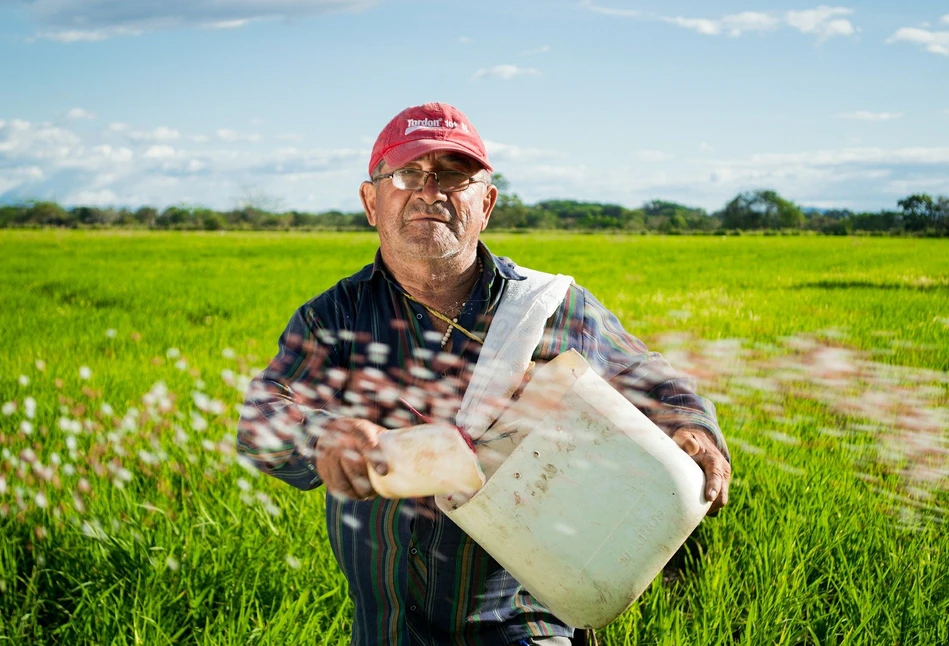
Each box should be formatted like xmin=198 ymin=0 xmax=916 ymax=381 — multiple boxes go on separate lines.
xmin=671 ymin=427 xmax=731 ymax=515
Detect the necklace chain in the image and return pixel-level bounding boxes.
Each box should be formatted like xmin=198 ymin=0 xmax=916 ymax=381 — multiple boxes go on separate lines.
xmin=404 ymin=256 xmax=485 ymax=348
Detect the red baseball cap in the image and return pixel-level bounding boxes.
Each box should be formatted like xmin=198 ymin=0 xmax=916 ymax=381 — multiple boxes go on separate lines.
xmin=368 ymin=102 xmax=493 ymax=176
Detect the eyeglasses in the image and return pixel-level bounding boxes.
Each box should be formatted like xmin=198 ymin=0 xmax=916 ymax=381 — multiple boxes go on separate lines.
xmin=372 ymin=168 xmax=486 ymax=193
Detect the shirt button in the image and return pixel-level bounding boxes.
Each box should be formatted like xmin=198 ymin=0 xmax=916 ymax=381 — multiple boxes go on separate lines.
xmin=410 ymin=548 xmax=418 ymax=555
xmin=416 ymin=313 xmax=423 ymax=320
xmin=410 ymin=605 xmax=417 ymax=612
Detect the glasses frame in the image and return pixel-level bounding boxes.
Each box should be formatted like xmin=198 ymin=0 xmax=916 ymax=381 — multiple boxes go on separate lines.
xmin=372 ymin=168 xmax=487 ymax=193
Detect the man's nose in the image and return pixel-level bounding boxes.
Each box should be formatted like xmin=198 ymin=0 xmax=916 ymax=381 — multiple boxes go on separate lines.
xmin=417 ymin=172 xmax=447 ymax=203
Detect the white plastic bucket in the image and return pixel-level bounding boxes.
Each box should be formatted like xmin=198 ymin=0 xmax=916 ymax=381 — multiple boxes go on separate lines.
xmin=436 ymin=350 xmax=711 ymax=629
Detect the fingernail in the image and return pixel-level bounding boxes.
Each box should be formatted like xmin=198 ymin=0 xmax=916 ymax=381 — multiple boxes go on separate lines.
xmin=708 ymin=489 xmax=718 ymax=500
xmin=375 ymin=463 xmax=388 ymax=476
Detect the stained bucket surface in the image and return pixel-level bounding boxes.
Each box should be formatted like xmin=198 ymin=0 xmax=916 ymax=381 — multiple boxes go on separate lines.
xmin=436 ymin=350 xmax=711 ymax=629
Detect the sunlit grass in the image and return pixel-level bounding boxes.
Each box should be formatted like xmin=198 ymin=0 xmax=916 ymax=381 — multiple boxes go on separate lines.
xmin=1 ymin=230 xmax=947 ymax=644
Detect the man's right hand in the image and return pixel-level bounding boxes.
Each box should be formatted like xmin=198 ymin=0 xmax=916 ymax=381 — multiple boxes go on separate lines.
xmin=315 ymin=417 xmax=389 ymax=500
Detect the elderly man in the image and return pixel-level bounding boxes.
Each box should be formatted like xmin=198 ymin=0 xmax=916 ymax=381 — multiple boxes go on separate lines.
xmin=237 ymin=102 xmax=730 ymax=646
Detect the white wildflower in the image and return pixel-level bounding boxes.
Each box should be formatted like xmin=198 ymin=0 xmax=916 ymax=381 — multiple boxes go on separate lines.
xmin=191 ymin=412 xmax=208 ymax=432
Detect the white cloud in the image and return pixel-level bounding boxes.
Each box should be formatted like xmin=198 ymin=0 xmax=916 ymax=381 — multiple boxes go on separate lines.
xmin=144 ymin=145 xmax=176 ymax=159
xmin=66 ymin=108 xmax=96 ymax=120
xmin=586 ymin=4 xmax=856 ymax=41
xmin=665 ymin=17 xmax=721 ymax=36
xmin=942 ymin=14 xmax=949 ymax=25
xmin=580 ymin=1 xmax=641 ymax=19
xmin=719 ymin=11 xmax=780 ymax=37
xmin=66 ymin=189 xmax=119 ymax=205
xmin=24 ymin=0 xmax=381 ymax=41
xmin=886 ymin=26 xmax=949 ymax=56
xmin=522 ymin=45 xmax=551 ymax=55
xmin=207 ymin=19 xmax=249 ymax=30
xmin=91 ymin=145 xmax=134 ymax=163
xmin=496 ymin=139 xmax=949 ymax=215
xmin=127 ymin=127 xmax=180 ymax=142
xmin=786 ymin=7 xmax=856 ymax=40
xmin=483 ymin=140 xmax=564 ymax=163
xmin=745 ymin=146 xmax=949 ymax=166
xmin=729 ymin=11 xmax=782 ymax=33
xmin=699 ymin=142 xmax=714 ymax=152
xmin=217 ymin=129 xmax=262 ymax=142
xmin=458 ymin=36 xmax=472 ymax=45
xmin=637 ymin=150 xmax=676 ymax=162
xmin=38 ymin=27 xmax=142 ymax=43
xmin=0 ymin=119 xmax=81 ymax=159
xmin=38 ymin=30 xmax=110 ymax=43
xmin=107 ymin=122 xmax=129 ymax=132
xmin=836 ymin=111 xmax=904 ymax=121
xmin=472 ymin=65 xmax=541 ymax=81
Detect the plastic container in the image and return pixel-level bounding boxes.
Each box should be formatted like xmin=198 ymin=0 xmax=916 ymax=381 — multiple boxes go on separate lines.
xmin=367 ymin=423 xmax=485 ymax=499
xmin=436 ymin=350 xmax=711 ymax=629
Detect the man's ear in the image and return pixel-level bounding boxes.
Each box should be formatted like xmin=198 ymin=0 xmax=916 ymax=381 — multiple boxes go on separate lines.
xmin=359 ymin=181 xmax=377 ymax=227
xmin=480 ymin=183 xmax=499 ymax=231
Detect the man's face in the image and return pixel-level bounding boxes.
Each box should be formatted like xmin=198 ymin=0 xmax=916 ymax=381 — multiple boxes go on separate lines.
xmin=359 ymin=152 xmax=498 ymax=262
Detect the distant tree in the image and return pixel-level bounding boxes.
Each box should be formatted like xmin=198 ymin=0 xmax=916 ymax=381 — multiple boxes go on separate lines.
xmin=134 ymin=206 xmax=159 ymax=227
xmin=289 ymin=211 xmax=315 ymax=228
xmin=488 ymin=173 xmax=535 ymax=229
xmin=490 ymin=173 xmax=511 ymax=193
xmin=721 ymin=190 xmax=804 ymax=230
xmin=644 ymin=199 xmax=709 ymax=232
xmin=491 ymin=192 xmax=531 ymax=228
xmin=897 ymin=193 xmax=947 ymax=233
xmin=850 ymin=210 xmax=900 ymax=233
xmin=158 ymin=205 xmax=193 ymax=228
xmin=29 ymin=201 xmax=73 ymax=227
xmin=0 ymin=204 xmax=27 ymax=228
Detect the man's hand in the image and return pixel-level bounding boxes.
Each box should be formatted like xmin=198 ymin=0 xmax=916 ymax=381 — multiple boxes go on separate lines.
xmin=671 ymin=427 xmax=731 ymax=515
xmin=316 ymin=417 xmax=389 ymax=500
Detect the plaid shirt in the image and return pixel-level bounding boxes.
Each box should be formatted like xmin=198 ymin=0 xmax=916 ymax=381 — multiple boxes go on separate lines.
xmin=237 ymin=243 xmax=727 ymax=646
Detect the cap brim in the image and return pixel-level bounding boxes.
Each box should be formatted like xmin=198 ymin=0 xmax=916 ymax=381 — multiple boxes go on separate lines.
xmin=383 ymin=140 xmax=493 ymax=173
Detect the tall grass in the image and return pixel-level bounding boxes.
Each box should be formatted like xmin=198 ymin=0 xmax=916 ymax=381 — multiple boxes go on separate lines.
xmin=1 ymin=231 xmax=947 ymax=644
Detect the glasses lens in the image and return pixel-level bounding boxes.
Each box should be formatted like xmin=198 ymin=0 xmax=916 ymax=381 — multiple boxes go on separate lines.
xmin=392 ymin=169 xmax=426 ymax=190
xmin=391 ymin=169 xmax=471 ymax=192
xmin=435 ymin=171 xmax=470 ymax=192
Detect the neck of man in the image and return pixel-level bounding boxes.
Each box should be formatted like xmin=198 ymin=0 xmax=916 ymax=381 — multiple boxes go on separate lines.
xmin=384 ymin=248 xmax=481 ymax=317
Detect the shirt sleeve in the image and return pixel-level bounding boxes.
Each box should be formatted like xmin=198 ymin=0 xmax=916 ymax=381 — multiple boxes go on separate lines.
xmin=236 ymin=299 xmax=344 ymax=491
xmin=540 ymin=285 xmax=730 ymax=462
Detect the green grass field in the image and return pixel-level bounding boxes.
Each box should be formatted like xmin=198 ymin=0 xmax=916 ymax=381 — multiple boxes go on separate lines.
xmin=1 ymin=230 xmax=947 ymax=645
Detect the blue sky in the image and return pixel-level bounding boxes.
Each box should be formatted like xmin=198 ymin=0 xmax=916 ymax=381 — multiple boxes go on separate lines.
xmin=1 ymin=0 xmax=947 ymax=213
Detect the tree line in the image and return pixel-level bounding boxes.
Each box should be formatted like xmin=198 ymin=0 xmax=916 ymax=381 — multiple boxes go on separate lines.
xmin=2 ymin=176 xmax=947 ymax=236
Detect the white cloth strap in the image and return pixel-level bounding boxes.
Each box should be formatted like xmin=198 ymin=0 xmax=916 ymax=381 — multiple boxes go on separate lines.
xmin=457 ymin=266 xmax=574 ymax=439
